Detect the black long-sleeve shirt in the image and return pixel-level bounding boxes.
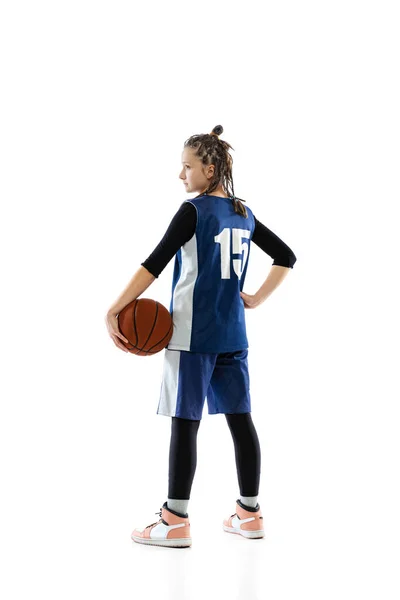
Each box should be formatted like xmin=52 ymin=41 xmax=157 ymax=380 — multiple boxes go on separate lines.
xmin=141 ymin=201 xmax=297 ymax=278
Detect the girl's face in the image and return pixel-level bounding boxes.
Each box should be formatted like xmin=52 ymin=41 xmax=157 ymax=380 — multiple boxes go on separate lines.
xmin=179 ymin=147 xmax=214 ymax=195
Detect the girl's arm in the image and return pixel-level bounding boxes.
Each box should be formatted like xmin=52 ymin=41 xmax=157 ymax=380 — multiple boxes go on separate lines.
xmin=107 ymin=266 xmax=156 ymax=316
xmin=240 ymin=265 xmax=290 ymax=308
xmin=254 ymin=265 xmax=291 ymax=306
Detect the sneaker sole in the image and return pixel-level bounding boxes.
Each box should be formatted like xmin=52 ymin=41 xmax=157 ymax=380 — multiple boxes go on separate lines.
xmin=131 ymin=535 xmax=192 ymax=548
xmin=223 ymin=525 xmax=264 ymax=539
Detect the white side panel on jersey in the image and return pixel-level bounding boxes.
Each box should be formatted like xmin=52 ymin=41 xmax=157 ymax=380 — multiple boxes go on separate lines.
xmin=157 ymin=349 xmax=181 ymax=417
xmin=167 ymin=234 xmax=198 ymax=351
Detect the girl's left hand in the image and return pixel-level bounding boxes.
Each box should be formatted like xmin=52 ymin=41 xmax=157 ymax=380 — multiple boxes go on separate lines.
xmin=105 ymin=312 xmax=130 ymax=353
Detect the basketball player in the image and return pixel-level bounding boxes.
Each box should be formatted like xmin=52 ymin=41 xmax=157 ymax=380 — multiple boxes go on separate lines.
xmin=105 ymin=125 xmax=297 ymax=547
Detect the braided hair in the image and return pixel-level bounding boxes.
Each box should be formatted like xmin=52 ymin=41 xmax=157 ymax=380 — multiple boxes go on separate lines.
xmin=183 ymin=124 xmax=248 ymax=218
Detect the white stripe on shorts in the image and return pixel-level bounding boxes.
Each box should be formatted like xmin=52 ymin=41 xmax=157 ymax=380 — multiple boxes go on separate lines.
xmin=157 ymin=349 xmax=181 ymax=417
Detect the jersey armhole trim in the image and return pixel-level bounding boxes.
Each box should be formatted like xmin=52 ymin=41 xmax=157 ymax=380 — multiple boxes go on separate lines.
xmin=184 ymin=200 xmax=198 ymax=231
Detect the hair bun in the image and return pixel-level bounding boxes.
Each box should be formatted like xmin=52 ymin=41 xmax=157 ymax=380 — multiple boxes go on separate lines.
xmin=212 ymin=125 xmax=223 ymax=136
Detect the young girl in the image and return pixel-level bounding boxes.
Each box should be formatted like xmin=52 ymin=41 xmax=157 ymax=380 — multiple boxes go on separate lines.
xmin=105 ymin=125 xmax=297 ymax=548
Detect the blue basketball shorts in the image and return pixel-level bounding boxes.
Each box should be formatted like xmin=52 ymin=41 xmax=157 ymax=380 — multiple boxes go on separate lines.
xmin=157 ymin=347 xmax=251 ymax=421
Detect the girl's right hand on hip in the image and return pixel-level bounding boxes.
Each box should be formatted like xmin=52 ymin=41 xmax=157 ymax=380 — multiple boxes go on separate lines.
xmin=240 ymin=291 xmax=260 ymax=309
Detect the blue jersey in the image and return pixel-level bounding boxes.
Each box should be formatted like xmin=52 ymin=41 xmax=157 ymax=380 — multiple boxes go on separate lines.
xmin=166 ymin=194 xmax=255 ymax=353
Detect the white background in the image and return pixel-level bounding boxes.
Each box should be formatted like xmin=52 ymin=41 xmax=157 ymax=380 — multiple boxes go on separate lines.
xmin=1 ymin=0 xmax=399 ymax=598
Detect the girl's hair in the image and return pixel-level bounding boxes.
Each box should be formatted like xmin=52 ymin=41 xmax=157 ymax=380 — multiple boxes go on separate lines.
xmin=183 ymin=124 xmax=248 ymax=218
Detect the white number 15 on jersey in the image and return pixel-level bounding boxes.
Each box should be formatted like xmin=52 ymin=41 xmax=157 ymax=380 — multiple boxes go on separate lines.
xmin=214 ymin=228 xmax=251 ymax=280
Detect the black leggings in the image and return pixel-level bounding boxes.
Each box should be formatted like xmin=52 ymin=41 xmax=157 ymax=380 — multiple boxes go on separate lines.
xmin=168 ymin=413 xmax=261 ymax=500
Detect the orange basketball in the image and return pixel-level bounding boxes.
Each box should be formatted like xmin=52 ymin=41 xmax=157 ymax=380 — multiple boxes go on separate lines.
xmin=118 ymin=298 xmax=173 ymax=356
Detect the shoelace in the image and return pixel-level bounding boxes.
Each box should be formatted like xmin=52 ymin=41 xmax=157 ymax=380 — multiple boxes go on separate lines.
xmin=145 ymin=507 xmax=163 ymax=530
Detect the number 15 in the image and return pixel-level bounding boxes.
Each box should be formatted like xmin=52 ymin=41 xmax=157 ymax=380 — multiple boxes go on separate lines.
xmin=214 ymin=228 xmax=251 ymax=280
